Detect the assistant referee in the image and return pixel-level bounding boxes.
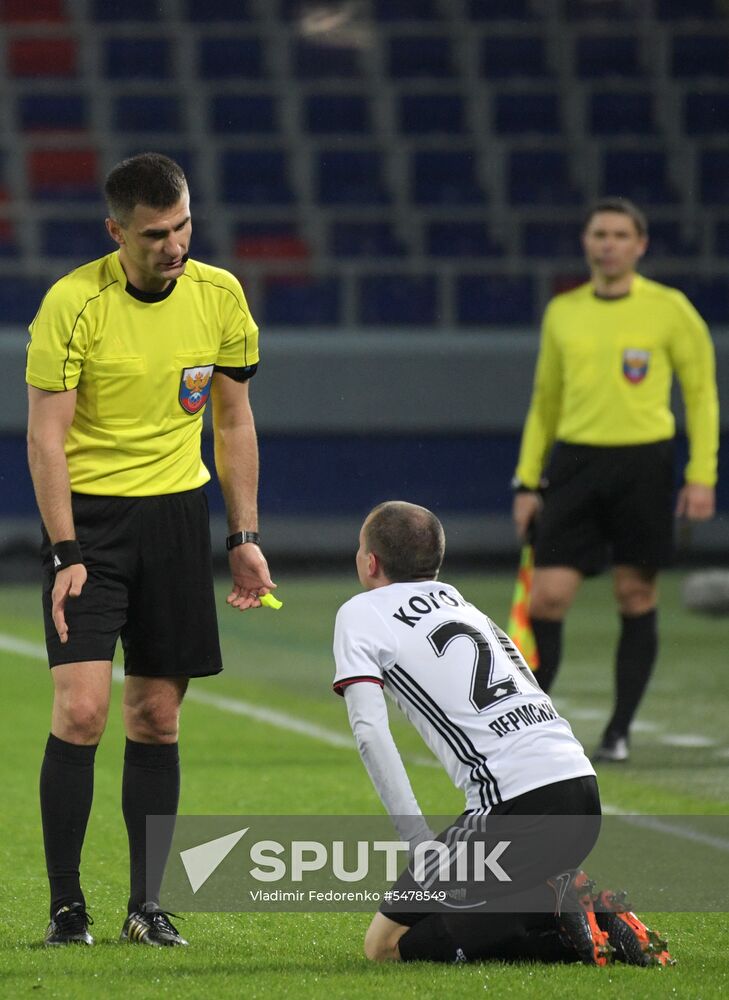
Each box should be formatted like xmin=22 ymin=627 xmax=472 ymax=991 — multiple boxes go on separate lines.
xmin=26 ymin=153 xmax=275 ymax=947
xmin=512 ymin=198 xmax=718 ymax=763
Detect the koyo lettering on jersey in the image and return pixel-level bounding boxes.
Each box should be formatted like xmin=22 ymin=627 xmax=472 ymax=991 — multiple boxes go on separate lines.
xmin=393 ymin=590 xmax=471 ymax=628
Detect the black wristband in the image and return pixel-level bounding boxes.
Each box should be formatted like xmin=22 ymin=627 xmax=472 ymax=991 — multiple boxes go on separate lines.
xmin=52 ymin=539 xmax=84 ymax=571
xmin=226 ymin=531 xmax=261 ymax=551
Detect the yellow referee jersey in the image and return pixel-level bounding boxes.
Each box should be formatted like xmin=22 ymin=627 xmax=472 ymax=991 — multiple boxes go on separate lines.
xmin=515 ymin=275 xmax=718 ymax=489
xmin=26 ymin=251 xmax=259 ymax=496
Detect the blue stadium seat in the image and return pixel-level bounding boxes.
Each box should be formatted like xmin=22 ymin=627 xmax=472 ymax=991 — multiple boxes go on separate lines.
xmin=426 ymin=221 xmax=502 ymax=257
xmin=575 ymin=35 xmax=642 ymax=78
xmin=18 ymin=93 xmax=87 ymax=130
xmin=90 ymin=0 xmax=160 ymax=19
xmin=602 ymin=148 xmax=677 ymax=203
xmin=261 ymin=277 xmax=341 ymax=326
xmin=508 ymin=150 xmax=580 ymax=205
xmin=699 ymin=149 xmax=729 ymax=204
xmin=647 ymin=221 xmax=699 ymax=257
xmin=305 ymin=94 xmax=371 ymax=134
xmin=685 ymin=92 xmax=729 ymax=134
xmin=659 ymin=275 xmax=729 ymax=323
xmin=113 ymin=95 xmax=182 ymax=133
xmin=41 ymin=218 xmax=111 ymax=259
xmin=399 ymin=93 xmax=465 ymax=134
xmin=198 ymin=37 xmax=265 ymax=79
xmin=211 ymin=94 xmax=278 ymax=134
xmin=104 ymin=37 xmax=172 ymax=79
xmin=373 ymin=0 xmax=441 ymax=19
xmin=456 ymin=274 xmax=535 ymax=325
xmin=358 ymin=274 xmax=438 ymax=325
xmin=480 ymin=36 xmax=549 ymax=78
xmin=388 ymin=36 xmax=455 ymax=79
xmin=412 ymin=150 xmax=486 ymax=205
xmin=657 ymin=0 xmax=721 ymax=18
xmin=316 ymin=149 xmax=390 ymax=205
xmin=221 ymin=150 xmax=293 ymax=204
xmin=291 ymin=39 xmax=363 ymax=79
xmin=563 ymin=0 xmax=634 ymax=19
xmin=671 ymin=35 xmax=729 ymax=77
xmin=715 ymin=221 xmax=729 ymax=255
xmin=183 ymin=0 xmax=252 ymax=19
xmin=588 ymin=91 xmax=655 ymax=134
xmin=0 ymin=276 xmax=49 ymax=324
xmin=330 ymin=221 xmax=408 ymax=257
xmin=521 ymin=220 xmax=582 ymax=257
xmin=494 ymin=92 xmax=561 ymax=134
xmin=468 ymin=0 xmax=535 ymax=18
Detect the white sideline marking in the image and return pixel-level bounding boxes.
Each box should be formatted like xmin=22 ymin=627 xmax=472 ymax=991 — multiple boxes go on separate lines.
xmin=659 ymin=733 xmax=718 ymax=749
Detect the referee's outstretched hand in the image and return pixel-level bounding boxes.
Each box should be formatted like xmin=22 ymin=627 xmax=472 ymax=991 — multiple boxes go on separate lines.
xmin=226 ymin=543 xmax=276 ymax=611
xmin=52 ymin=564 xmax=88 ymax=643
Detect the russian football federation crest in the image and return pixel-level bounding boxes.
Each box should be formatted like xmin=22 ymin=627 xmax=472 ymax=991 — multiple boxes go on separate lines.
xmin=179 ymin=365 xmax=214 ymax=413
xmin=622 ymin=349 xmax=650 ymax=384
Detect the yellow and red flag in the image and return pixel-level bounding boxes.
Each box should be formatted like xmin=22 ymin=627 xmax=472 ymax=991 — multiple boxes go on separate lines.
xmin=507 ymin=544 xmax=539 ymax=671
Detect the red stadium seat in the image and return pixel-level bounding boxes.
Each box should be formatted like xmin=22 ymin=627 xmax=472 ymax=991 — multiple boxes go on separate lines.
xmin=0 ymin=0 xmax=66 ymax=22
xmin=8 ymin=37 xmax=77 ymax=77
xmin=28 ymin=148 xmax=99 ymax=200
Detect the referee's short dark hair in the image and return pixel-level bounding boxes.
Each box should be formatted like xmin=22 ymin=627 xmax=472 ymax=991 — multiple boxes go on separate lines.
xmin=583 ymin=197 xmax=648 ymax=238
xmin=364 ymin=501 xmax=445 ymax=583
xmin=105 ymin=152 xmax=188 ymax=225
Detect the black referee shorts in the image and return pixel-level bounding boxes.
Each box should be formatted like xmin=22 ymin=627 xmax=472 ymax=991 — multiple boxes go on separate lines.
xmin=380 ymin=774 xmax=601 ymax=925
xmin=41 ymin=488 xmax=223 ymax=677
xmin=534 ymin=440 xmax=675 ymax=577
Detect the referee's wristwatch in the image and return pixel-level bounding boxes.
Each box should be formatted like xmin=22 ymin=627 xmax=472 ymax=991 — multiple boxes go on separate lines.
xmin=226 ymin=530 xmax=261 ymax=551
xmin=511 ymin=476 xmax=538 ymax=494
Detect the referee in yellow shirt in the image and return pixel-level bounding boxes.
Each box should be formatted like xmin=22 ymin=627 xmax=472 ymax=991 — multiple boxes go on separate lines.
xmin=26 ymin=153 xmax=275 ymax=947
xmin=512 ymin=198 xmax=718 ymax=763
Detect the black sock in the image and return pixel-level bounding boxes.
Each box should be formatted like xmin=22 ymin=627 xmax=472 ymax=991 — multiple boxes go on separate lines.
xmin=122 ymin=738 xmax=180 ymax=914
xmin=531 ymin=618 xmax=563 ymax=693
xmin=606 ymin=609 xmax=658 ymax=737
xmin=40 ymin=733 xmax=97 ymax=918
xmin=398 ymin=914 xmax=460 ymax=962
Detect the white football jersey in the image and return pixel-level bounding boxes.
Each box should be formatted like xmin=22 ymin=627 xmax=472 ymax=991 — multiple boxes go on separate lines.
xmin=333 ymin=581 xmax=594 ymax=812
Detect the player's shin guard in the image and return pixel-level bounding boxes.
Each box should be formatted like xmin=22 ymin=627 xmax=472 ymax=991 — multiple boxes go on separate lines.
xmin=122 ymin=739 xmax=179 ymax=915
xmin=40 ymin=734 xmax=97 ymax=918
xmin=606 ymin=609 xmax=658 ymax=737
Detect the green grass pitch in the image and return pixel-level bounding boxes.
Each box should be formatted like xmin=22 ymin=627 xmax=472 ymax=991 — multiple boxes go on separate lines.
xmin=0 ymin=571 xmax=727 ymax=999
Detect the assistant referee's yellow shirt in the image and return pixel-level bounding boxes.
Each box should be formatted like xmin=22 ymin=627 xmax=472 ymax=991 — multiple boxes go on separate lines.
xmin=515 ymin=275 xmax=719 ymax=489
xmin=26 ymin=251 xmax=259 ymax=496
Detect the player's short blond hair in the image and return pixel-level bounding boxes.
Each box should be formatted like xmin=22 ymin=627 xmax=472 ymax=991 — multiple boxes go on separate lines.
xmin=364 ymin=501 xmax=445 ymax=583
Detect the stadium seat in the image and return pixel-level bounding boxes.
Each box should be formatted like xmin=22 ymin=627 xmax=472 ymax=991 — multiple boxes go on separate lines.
xmin=412 ymin=150 xmax=486 ymax=205
xmin=8 ymin=38 xmax=77 ymax=77
xmin=17 ymin=93 xmax=87 ymax=131
xmin=316 ymin=149 xmax=390 ymax=205
xmin=425 ymin=221 xmax=503 ymax=257
xmin=210 ymin=94 xmax=278 ymax=134
xmin=358 ymin=273 xmax=438 ymax=325
xmin=388 ymin=36 xmax=455 ymax=79
xmin=90 ymin=0 xmax=161 ymax=20
xmin=671 ymin=35 xmax=729 ymax=77
xmin=221 ymin=150 xmax=293 ymax=204
xmin=372 ymin=0 xmax=442 ymax=19
xmin=122 ymin=146 xmax=197 ymax=189
xmin=494 ymin=92 xmax=561 ymax=134
xmin=330 ymin=221 xmax=408 ymax=257
xmin=304 ymin=94 xmax=372 ymax=135
xmin=588 ymin=91 xmax=655 ymax=134
xmin=456 ymin=274 xmax=535 ymax=325
xmin=575 ymin=35 xmax=642 ymax=78
xmin=521 ymin=220 xmax=582 ymax=257
xmin=602 ymin=149 xmax=678 ymax=203
xmin=182 ymin=0 xmax=253 ymax=19
xmin=198 ymin=37 xmax=266 ymax=79
xmin=41 ymin=218 xmax=111 ymax=260
xmin=113 ymin=95 xmax=183 ymax=133
xmin=1 ymin=0 xmax=65 ymax=21
xmin=291 ymin=39 xmax=363 ymax=78
xmin=699 ymin=149 xmax=729 ymax=204
xmin=235 ymin=224 xmax=309 ymax=263
xmin=0 ymin=188 xmax=17 ymax=258
xmin=647 ymin=221 xmax=700 ymax=257
xmin=656 ymin=0 xmax=722 ymax=19
xmin=715 ymin=221 xmax=729 ymax=255
xmin=563 ymin=0 xmax=634 ymax=19
xmin=103 ymin=37 xmax=173 ymax=79
xmin=468 ymin=0 xmax=535 ymax=19
xmin=684 ymin=92 xmax=729 ymax=135
xmin=508 ymin=150 xmax=580 ymax=205
xmin=0 ymin=276 xmax=50 ymax=324
xmin=480 ymin=36 xmax=549 ymax=78
xmin=398 ymin=93 xmax=466 ymax=135
xmin=28 ymin=149 xmax=99 ymax=201
xmin=261 ymin=276 xmax=341 ymax=326
xmin=659 ymin=275 xmax=729 ymax=323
